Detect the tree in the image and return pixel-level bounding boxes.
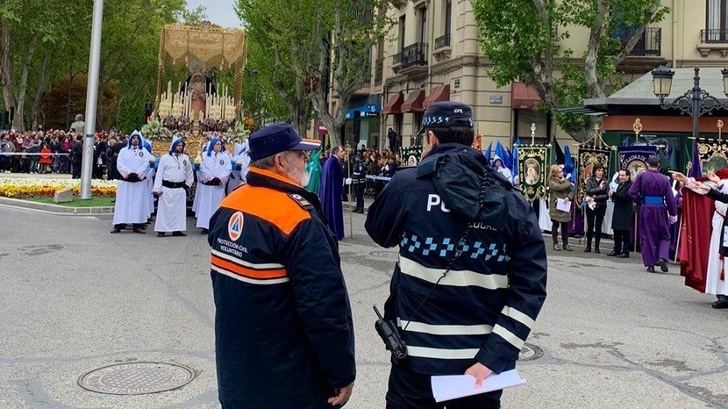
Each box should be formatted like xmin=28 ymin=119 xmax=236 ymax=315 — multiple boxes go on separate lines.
xmin=471 ymin=0 xmax=669 ymax=142
xmin=238 ymin=0 xmax=391 ymax=146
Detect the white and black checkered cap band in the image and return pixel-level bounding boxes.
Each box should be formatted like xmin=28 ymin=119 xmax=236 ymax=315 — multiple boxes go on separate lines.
xmin=421 ymin=116 xmax=473 ymax=128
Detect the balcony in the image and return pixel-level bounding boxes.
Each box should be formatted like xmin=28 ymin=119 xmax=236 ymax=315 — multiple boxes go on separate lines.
xmin=435 ymin=33 xmax=450 ymax=49
xmin=392 ymin=52 xmax=402 ymax=66
xmin=701 ymin=29 xmax=728 ymax=44
xmin=400 ymin=42 xmax=428 ymax=69
xmin=617 ymin=27 xmax=661 ymax=56
xmin=698 ymin=29 xmax=728 ymax=57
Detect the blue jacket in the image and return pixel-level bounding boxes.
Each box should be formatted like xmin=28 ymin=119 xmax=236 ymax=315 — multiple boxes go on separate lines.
xmin=209 ymin=167 xmax=355 ymax=409
xmin=365 ymin=143 xmax=547 ymax=375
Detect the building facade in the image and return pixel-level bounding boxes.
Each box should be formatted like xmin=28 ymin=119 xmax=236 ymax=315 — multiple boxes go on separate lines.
xmin=340 ymin=0 xmax=728 ymax=155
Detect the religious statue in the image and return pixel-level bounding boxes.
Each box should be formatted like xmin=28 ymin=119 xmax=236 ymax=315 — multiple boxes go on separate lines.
xmin=190 ymin=73 xmax=207 ymax=121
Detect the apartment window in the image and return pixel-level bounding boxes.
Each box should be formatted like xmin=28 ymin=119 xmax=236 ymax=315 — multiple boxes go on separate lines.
xmin=419 ymin=7 xmax=428 ymax=44
xmin=435 ymin=0 xmax=452 ymax=49
xmin=399 ymin=15 xmax=406 ymax=51
xmin=706 ymin=0 xmax=728 ymax=42
xmin=445 ymin=0 xmax=452 ymax=36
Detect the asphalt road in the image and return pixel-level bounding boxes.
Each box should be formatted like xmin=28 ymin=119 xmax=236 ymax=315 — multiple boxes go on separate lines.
xmin=1 ymin=204 xmax=727 ymax=408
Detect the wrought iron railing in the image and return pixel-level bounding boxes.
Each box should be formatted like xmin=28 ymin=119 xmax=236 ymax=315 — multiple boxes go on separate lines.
xmin=702 ymin=29 xmax=728 ymax=44
xmin=392 ymin=52 xmax=402 ymax=65
xmin=617 ymin=27 xmax=661 ymax=56
xmin=400 ymin=42 xmax=428 ymax=69
xmin=435 ymin=33 xmax=450 ymax=49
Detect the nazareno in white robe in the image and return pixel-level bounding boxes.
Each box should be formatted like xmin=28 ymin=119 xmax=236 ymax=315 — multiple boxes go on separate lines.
xmin=153 ymin=153 xmax=194 ymax=232
xmin=113 ymin=146 xmax=153 ymax=225
xmin=195 ymin=151 xmax=231 ymax=229
xmin=227 ymin=141 xmax=251 ymax=193
xmin=706 ymin=181 xmax=728 ymax=296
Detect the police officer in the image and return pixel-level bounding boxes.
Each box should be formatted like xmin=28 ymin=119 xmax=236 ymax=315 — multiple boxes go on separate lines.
xmin=365 ymin=102 xmax=547 ymax=409
xmin=208 ymin=124 xmax=356 ymax=409
xmin=352 ymin=154 xmax=367 ymax=213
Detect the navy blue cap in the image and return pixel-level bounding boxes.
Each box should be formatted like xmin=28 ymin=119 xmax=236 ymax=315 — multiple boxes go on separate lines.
xmin=248 ymin=123 xmax=320 ymax=161
xmin=418 ymin=101 xmax=473 ymax=135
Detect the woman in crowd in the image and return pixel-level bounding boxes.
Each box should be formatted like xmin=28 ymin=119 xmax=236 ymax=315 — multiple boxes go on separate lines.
xmin=38 ymin=143 xmax=52 ymax=174
xmin=547 ymin=164 xmax=574 ymax=251
xmin=584 ymin=163 xmax=609 ymax=253
xmin=608 ymin=169 xmax=633 ymax=258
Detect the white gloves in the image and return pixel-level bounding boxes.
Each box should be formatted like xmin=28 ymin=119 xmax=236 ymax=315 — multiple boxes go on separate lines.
xmin=669 ymin=215 xmax=678 ymax=224
xmin=345 ymin=178 xmax=352 ymax=185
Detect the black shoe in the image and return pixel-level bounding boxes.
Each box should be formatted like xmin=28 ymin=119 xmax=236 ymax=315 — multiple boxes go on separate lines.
xmin=594 ymin=247 xmax=601 ymax=254
xmin=133 ymin=228 xmax=145 ymax=234
xmin=647 ymin=266 xmax=657 ymax=274
xmin=553 ymin=243 xmax=562 ymax=251
xmin=157 ymin=232 xmax=166 ymax=237
xmin=711 ymin=298 xmax=728 ymax=309
xmin=172 ymin=231 xmax=187 ymax=237
xmin=584 ymin=247 xmax=591 ymax=253
xmin=607 ymin=251 xmax=619 ymax=257
xmin=110 ymin=228 xmax=121 ymax=234
xmin=562 ymin=245 xmax=573 ymax=251
xmin=658 ymin=258 xmax=669 ymax=273
xmin=201 ymin=228 xmax=209 ymax=235
xmin=616 ymin=253 xmax=629 ymax=258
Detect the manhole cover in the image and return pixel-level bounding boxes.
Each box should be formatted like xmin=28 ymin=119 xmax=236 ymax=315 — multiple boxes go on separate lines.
xmin=369 ymin=250 xmax=399 ymax=261
xmin=78 ymin=362 xmax=195 ymax=395
xmin=519 ymin=343 xmax=543 ymax=361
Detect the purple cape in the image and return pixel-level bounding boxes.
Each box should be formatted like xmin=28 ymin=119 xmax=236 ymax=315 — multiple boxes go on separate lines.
xmin=629 ymin=170 xmax=677 ymax=267
xmin=319 ymin=156 xmax=344 ymax=239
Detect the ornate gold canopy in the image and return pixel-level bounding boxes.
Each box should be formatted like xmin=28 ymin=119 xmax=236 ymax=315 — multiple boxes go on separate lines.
xmin=155 ymin=21 xmax=248 ymax=119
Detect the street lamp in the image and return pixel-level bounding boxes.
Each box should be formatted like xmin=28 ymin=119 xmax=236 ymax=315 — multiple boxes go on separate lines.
xmin=651 ymin=65 xmax=728 ymax=139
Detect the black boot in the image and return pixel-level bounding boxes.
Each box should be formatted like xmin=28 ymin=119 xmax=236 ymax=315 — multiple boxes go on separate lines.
xmin=616 ymin=252 xmax=629 ymax=258
xmin=594 ymin=235 xmax=601 ymax=254
xmin=713 ymin=295 xmax=728 ymax=309
xmin=584 ymin=234 xmax=592 ymax=253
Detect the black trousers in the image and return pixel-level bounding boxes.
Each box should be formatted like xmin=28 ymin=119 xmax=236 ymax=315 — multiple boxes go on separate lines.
xmin=585 ymin=207 xmax=606 ymax=241
xmin=613 ymin=229 xmax=630 ymax=254
xmin=386 ymin=364 xmax=501 ymax=409
xmin=354 ymin=183 xmax=364 ymax=211
xmin=551 ymin=221 xmax=569 ymax=245
xmin=72 ymin=160 xmax=82 ymax=178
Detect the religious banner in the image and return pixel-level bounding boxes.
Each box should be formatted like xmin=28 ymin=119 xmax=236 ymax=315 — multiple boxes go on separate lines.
xmin=577 ymin=148 xmax=611 ymax=203
xmin=618 ymin=145 xmax=657 ymax=182
xmin=518 ymin=145 xmax=549 ymax=201
xmin=696 ymin=139 xmax=728 ymax=173
xmin=401 ymin=146 xmax=423 ymax=167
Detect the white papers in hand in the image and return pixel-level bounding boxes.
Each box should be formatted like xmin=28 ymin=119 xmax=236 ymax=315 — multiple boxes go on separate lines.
xmin=556 ymin=197 xmax=572 ymax=212
xmin=431 ymin=369 xmax=526 ymax=403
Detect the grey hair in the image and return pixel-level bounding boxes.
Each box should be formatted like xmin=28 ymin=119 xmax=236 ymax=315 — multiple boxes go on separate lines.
xmin=250 ymin=151 xmax=297 ymax=170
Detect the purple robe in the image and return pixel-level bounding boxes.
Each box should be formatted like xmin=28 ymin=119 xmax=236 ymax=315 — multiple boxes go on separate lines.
xmin=629 ymin=170 xmax=678 ymax=267
xmin=319 ymin=156 xmax=344 ymax=240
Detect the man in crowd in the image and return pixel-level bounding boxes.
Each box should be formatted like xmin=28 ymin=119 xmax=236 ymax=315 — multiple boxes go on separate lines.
xmin=70 ymin=114 xmax=85 ymax=135
xmin=319 ymin=146 xmax=346 ymax=240
xmin=351 ymin=153 xmax=367 ymax=213
xmin=153 ymin=137 xmax=193 ymax=237
xmin=629 ymin=155 xmax=678 ymax=273
xmin=71 ymin=134 xmax=83 ymax=178
xmin=111 ymin=131 xmax=153 ymax=234
xmin=365 ymin=101 xmax=547 ymax=409
xmin=208 ymin=123 xmax=355 ymax=409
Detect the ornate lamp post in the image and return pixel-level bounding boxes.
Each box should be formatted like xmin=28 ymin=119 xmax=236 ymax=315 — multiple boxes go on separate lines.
xmin=651 ymin=65 xmax=728 ymax=140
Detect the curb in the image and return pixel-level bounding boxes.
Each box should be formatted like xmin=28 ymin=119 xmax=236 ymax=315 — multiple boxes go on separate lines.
xmin=0 ymin=197 xmax=114 ymax=215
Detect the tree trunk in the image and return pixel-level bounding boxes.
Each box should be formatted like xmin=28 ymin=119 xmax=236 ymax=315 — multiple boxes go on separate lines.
xmin=65 ymin=66 xmax=76 ymax=130
xmin=31 ymin=52 xmax=49 ymax=130
xmin=1 ymin=21 xmax=15 ymax=120
xmin=12 ymin=33 xmax=38 ymax=131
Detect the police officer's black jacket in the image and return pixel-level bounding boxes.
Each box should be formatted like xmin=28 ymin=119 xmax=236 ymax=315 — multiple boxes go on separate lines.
xmin=208 ymin=167 xmax=355 ymax=409
xmin=365 ymin=143 xmax=547 ymax=375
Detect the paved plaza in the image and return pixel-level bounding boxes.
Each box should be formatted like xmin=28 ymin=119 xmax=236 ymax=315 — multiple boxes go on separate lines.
xmin=1 ymin=204 xmax=728 ymax=408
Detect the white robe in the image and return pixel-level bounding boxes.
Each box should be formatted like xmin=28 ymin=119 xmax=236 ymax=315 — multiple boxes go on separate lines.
xmin=196 ymin=152 xmax=232 ymax=229
xmin=113 ymin=146 xmax=153 ymax=225
xmin=496 ymin=167 xmax=512 ymax=184
xmin=227 ymin=142 xmax=251 ymax=193
xmin=153 ymin=153 xmax=194 ymax=232
xmin=144 ymin=165 xmax=156 ymax=218
xmin=706 ymin=182 xmax=728 ymax=296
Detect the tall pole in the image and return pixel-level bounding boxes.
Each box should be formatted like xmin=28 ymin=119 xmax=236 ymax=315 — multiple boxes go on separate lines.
xmin=80 ymin=0 xmax=105 ymax=199
xmin=691 ymin=67 xmax=701 ymax=140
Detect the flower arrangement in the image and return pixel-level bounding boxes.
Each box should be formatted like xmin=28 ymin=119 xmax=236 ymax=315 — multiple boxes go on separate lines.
xmin=0 ymin=178 xmax=117 ymax=198
xmin=141 ymin=118 xmax=163 ymax=138
xmin=162 ymin=115 xmax=191 ymax=131
xmin=201 ymin=118 xmax=232 ymax=132
xmin=229 ymin=121 xmax=251 ymax=144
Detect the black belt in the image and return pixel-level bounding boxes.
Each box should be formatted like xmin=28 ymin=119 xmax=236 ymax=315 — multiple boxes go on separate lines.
xmin=162 ymin=180 xmax=186 ymax=189
xmin=202 ymin=179 xmax=221 ymax=186
xmin=123 ymin=175 xmax=142 ymax=183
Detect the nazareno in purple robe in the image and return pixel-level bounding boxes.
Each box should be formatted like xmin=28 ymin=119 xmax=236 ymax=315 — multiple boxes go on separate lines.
xmin=629 ymin=169 xmax=678 ymax=267
xmin=319 ymin=156 xmax=345 ymax=240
